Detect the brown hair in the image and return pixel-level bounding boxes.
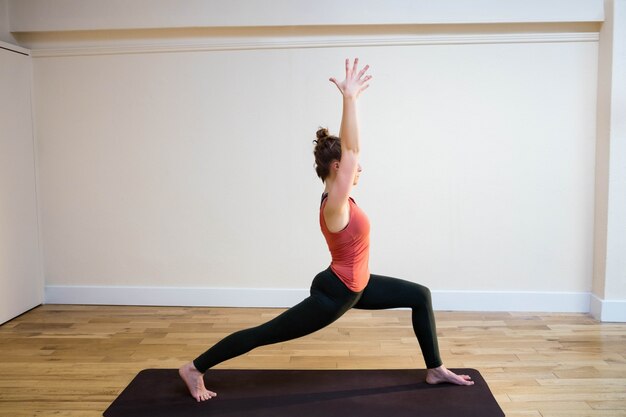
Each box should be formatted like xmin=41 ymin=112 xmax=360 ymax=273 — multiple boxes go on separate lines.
xmin=313 ymin=127 xmax=341 ymax=182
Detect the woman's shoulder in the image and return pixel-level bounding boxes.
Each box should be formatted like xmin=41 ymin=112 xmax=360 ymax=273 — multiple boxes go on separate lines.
xmin=320 ymin=192 xmax=355 ymax=207
xmin=320 ymin=192 xmax=329 ymax=208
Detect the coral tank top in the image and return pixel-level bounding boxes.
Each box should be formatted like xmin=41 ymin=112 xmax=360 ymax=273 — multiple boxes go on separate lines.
xmin=320 ymin=194 xmax=371 ymax=292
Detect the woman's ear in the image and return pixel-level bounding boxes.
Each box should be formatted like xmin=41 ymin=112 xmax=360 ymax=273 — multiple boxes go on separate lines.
xmin=333 ymin=161 xmax=340 ymax=171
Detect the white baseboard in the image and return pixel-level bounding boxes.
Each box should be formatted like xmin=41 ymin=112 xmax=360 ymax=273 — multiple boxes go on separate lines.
xmin=45 ymin=285 xmax=308 ymax=308
xmin=590 ymin=293 xmax=626 ymax=322
xmin=45 ymin=285 xmax=594 ymax=314
xmin=433 ymin=290 xmax=590 ymax=313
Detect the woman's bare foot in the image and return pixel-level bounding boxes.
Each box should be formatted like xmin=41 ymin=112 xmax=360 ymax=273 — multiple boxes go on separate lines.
xmin=426 ymin=365 xmax=474 ymax=386
xmin=178 ymin=362 xmax=217 ymax=402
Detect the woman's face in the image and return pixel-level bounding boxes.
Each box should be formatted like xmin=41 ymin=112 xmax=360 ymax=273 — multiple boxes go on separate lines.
xmin=353 ymin=164 xmax=363 ymax=186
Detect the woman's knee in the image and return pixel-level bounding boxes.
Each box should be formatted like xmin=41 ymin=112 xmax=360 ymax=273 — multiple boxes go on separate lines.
xmin=411 ymin=283 xmax=432 ymax=307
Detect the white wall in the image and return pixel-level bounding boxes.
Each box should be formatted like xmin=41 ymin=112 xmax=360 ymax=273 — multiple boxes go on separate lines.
xmin=8 ymin=0 xmax=608 ymax=313
xmin=32 ymin=34 xmax=598 ymax=310
xmin=0 ymin=0 xmax=16 ymax=44
xmin=0 ymin=42 xmax=43 ymax=324
xmin=592 ymin=0 xmax=626 ymax=321
xmin=8 ymin=0 xmax=604 ymax=31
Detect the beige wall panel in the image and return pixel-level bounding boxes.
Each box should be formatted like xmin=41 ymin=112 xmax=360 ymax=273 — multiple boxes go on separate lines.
xmin=0 ymin=45 xmax=42 ymax=324
xmin=33 ymin=38 xmax=598 ymax=293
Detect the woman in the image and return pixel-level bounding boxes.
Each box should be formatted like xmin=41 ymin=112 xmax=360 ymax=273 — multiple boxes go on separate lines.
xmin=179 ymin=58 xmax=473 ymax=402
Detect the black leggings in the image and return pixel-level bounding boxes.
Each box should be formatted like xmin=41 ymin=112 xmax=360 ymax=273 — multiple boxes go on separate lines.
xmin=193 ymin=268 xmax=443 ymax=372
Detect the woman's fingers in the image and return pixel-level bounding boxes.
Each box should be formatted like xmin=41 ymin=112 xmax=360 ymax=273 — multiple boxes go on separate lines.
xmin=361 ymin=74 xmax=372 ymax=85
xmin=351 ymin=57 xmax=359 ymax=77
xmin=332 ymin=58 xmax=372 ymax=97
xmin=357 ymin=64 xmax=370 ymax=80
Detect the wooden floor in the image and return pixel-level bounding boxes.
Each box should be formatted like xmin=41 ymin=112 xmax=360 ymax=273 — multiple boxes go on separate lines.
xmin=0 ymin=305 xmax=625 ymax=417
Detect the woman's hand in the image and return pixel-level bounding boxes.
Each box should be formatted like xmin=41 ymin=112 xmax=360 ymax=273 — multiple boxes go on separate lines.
xmin=329 ymin=58 xmax=372 ymax=100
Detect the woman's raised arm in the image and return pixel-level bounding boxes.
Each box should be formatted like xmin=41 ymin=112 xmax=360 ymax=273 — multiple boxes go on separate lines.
xmin=324 ymin=58 xmax=372 ymax=217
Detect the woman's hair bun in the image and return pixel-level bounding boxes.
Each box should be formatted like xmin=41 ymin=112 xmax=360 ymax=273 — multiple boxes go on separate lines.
xmin=316 ymin=127 xmax=330 ymax=140
xmin=312 ymin=127 xmax=341 ymax=181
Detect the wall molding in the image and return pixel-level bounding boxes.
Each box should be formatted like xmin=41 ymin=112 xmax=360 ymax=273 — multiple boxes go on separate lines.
xmin=45 ymin=285 xmax=594 ymax=315
xmin=590 ymin=293 xmax=626 ymax=322
xmin=30 ymin=32 xmax=599 ymax=58
xmin=0 ymin=40 xmax=30 ymax=55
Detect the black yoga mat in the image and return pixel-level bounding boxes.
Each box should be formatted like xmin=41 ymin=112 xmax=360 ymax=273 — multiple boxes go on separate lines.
xmin=103 ymin=368 xmax=504 ymax=417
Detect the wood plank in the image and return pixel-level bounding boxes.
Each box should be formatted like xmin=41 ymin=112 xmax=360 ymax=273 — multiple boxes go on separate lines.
xmin=0 ymin=305 xmax=624 ymax=416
